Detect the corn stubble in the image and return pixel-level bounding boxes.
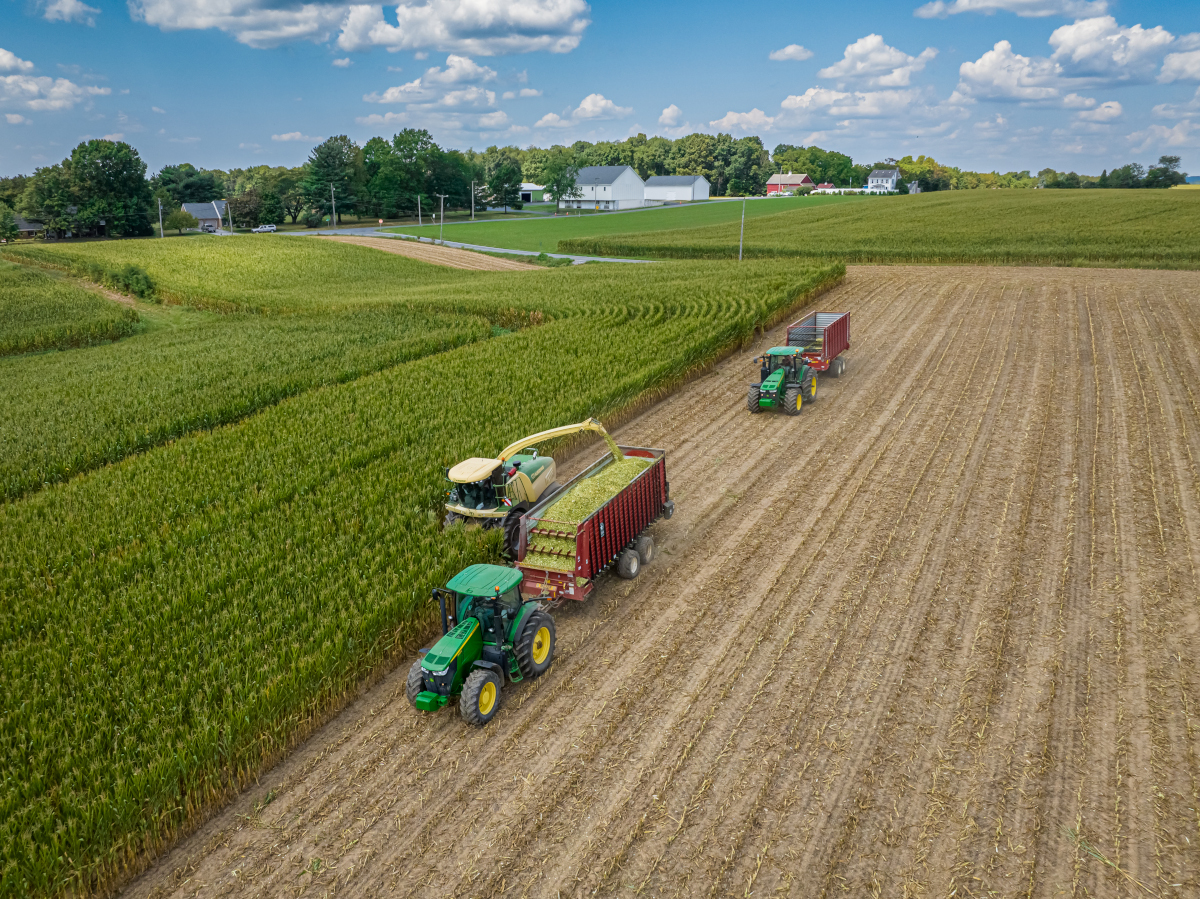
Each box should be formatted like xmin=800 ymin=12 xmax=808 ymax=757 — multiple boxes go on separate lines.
xmin=0 ymin=239 xmax=843 ymax=897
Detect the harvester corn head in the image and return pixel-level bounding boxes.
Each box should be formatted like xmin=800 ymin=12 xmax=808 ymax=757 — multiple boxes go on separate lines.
xmin=408 ymin=564 xmax=555 ymax=726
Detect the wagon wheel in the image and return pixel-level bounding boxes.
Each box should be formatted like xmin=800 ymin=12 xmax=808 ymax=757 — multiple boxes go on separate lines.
xmin=747 ymin=387 xmax=762 ymax=413
xmin=617 ymin=548 xmax=641 ymax=579
xmin=502 ymin=504 xmax=528 ymax=559
xmin=784 ymin=386 xmax=802 ymax=416
xmin=635 ymin=534 xmax=655 ymax=565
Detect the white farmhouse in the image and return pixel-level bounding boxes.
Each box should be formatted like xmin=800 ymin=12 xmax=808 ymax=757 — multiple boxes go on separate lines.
xmin=567 ymin=165 xmax=646 ymax=210
xmin=866 ymin=168 xmax=901 ymax=193
xmin=644 ymin=174 xmax=710 ymax=203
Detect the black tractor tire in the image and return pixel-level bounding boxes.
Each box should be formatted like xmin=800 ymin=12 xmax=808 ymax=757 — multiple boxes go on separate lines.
xmin=635 ymin=534 xmax=655 ymax=565
xmin=444 ymin=511 xmax=464 ymax=529
xmin=662 ymin=500 xmax=675 ymax=519
xmin=617 ymin=548 xmax=641 ymax=579
xmin=802 ymin=371 xmax=817 ymax=406
xmin=406 ymin=659 xmax=426 ymax=707
xmin=459 ymin=668 xmax=502 ymax=726
xmin=502 ymin=504 xmax=528 ymax=559
xmin=747 ymin=387 xmax=762 ymax=413
xmin=833 ymin=357 xmax=846 ymax=378
xmin=783 ymin=386 xmax=802 ymax=416
xmin=514 ymin=610 xmax=556 ymax=679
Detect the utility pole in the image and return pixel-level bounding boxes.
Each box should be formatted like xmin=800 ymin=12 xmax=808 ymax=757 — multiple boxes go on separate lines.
xmin=436 ymin=193 xmax=448 ymax=244
xmin=738 ymin=196 xmax=746 ymax=262
xmin=470 ymin=180 xmax=475 ymax=221
xmin=330 ymin=184 xmax=337 ymax=231
xmin=158 ymin=199 xmax=164 ymax=237
xmin=417 ymin=194 xmax=422 ymax=226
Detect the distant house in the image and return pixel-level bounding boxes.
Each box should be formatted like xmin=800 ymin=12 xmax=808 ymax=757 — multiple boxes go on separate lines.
xmin=644 ymin=175 xmax=710 ymax=203
xmin=815 ymin=183 xmax=834 ymax=190
xmin=519 ymin=183 xmax=545 ymax=203
xmin=766 ymin=172 xmax=814 ymax=195
xmin=568 ymin=166 xmax=646 ymax=210
xmin=182 ymin=200 xmax=227 ymax=231
xmin=866 ymin=168 xmax=901 ymax=193
xmin=13 ymin=215 xmax=42 ymax=238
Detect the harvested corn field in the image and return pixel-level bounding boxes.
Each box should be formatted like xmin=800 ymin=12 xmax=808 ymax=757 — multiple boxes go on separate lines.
xmin=315 ymin=234 xmax=540 ymax=271
xmin=126 ymin=265 xmax=1200 ymax=899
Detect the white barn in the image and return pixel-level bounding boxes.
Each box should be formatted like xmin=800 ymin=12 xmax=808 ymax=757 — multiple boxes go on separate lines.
xmin=644 ymin=174 xmax=710 ymax=203
xmin=567 ymin=165 xmax=645 ymax=210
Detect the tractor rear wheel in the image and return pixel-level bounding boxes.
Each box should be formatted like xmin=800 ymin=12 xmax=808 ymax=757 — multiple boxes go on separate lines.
xmin=502 ymin=505 xmax=528 ymax=559
xmin=515 ymin=610 xmax=556 ymax=679
xmin=784 ymin=386 xmax=802 ymax=416
xmin=635 ymin=534 xmax=655 ymax=565
xmin=406 ymin=660 xmax=426 ymax=707
xmin=460 ymin=668 xmax=502 ymax=726
xmin=802 ymin=371 xmax=816 ymax=405
xmin=617 ymin=548 xmax=641 ymax=579
xmin=747 ymin=387 xmax=762 ymax=413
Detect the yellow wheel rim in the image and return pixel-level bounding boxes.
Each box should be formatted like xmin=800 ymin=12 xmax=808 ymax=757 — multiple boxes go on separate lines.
xmin=812 ymin=377 xmax=817 ymax=399
xmin=478 ymin=680 xmax=497 ymax=715
xmin=532 ymin=626 xmax=551 ymax=665
xmin=796 ymin=393 xmax=802 ymax=411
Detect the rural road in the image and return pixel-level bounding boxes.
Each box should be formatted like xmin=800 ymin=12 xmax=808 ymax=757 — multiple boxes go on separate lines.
xmin=125 ymin=265 xmax=1200 ymax=899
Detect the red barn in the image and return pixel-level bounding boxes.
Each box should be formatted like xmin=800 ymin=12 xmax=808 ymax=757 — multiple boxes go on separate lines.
xmin=766 ymin=172 xmax=814 ymax=194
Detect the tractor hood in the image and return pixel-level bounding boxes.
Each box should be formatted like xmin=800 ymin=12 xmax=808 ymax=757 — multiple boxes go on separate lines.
xmin=422 ymin=617 xmax=480 ymax=675
xmin=761 ymin=368 xmax=786 ymax=391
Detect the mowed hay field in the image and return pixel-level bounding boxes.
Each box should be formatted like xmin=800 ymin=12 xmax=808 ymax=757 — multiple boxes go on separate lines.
xmin=558 ymin=189 xmax=1200 ymax=268
xmin=126 ymin=265 xmax=1200 ymax=899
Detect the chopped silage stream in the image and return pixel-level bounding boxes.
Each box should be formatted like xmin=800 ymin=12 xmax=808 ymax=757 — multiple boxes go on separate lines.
xmin=523 ymin=450 xmax=652 ymax=573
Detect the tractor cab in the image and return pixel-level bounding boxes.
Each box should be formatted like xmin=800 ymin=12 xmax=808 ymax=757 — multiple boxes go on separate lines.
xmin=411 ymin=563 xmax=557 ymax=725
xmin=445 ymin=452 xmax=556 ymax=522
xmin=756 ymin=346 xmax=805 ymax=384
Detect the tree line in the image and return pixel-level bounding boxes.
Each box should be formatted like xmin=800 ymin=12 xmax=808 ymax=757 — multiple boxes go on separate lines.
xmin=0 ymin=131 xmax=1190 ymax=240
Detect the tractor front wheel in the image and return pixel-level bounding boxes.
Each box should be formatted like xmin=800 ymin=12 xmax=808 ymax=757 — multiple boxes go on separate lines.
xmin=784 ymin=386 xmax=802 ymax=416
xmin=747 ymin=387 xmax=762 ymax=413
xmin=460 ymin=669 xmax=502 ymax=726
xmin=802 ymin=371 xmax=816 ymax=406
xmin=406 ymin=660 xmax=426 ymax=707
xmin=515 ymin=610 xmax=556 ymax=679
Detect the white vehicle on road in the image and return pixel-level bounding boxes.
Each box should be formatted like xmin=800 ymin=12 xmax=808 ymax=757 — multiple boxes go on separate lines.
xmin=251 ymin=224 xmax=277 ymax=233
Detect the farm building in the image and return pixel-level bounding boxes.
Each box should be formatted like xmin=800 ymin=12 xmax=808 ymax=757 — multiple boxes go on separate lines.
xmin=766 ymin=172 xmax=814 ymax=195
xmin=520 ymin=183 xmax=545 ymax=203
xmin=182 ymin=200 xmax=228 ymax=231
xmin=567 ymin=166 xmax=646 ymax=210
xmin=644 ymin=175 xmax=710 ymax=203
xmin=866 ymin=168 xmax=901 ymax=193
xmin=13 ymin=214 xmax=42 ymax=238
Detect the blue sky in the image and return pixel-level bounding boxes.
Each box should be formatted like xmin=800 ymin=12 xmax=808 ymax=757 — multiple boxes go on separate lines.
xmin=2 ymin=0 xmax=1199 ymax=178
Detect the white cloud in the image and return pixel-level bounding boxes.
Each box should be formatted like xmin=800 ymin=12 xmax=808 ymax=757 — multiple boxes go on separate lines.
xmin=535 ymin=92 xmax=630 ymax=127
xmin=477 ymin=110 xmax=508 ymax=128
xmin=915 ymin=0 xmax=1107 ymax=19
xmin=355 ymin=111 xmax=408 ymax=126
xmin=1076 ymin=99 xmax=1121 ymax=121
xmin=502 ymin=90 xmax=514 ymax=99
xmin=438 ymin=86 xmax=496 ymax=107
xmin=332 ymin=57 xmax=352 ymax=67
xmin=818 ymin=34 xmax=937 ymax=87
xmin=238 ymin=141 xmax=261 ymax=148
xmin=272 ymin=131 xmax=321 ymax=141
xmin=42 ymin=0 xmax=100 ymax=24
xmin=769 ymin=44 xmax=813 ymax=62
xmin=337 ymin=0 xmax=590 ymax=55
xmin=1049 ymin=16 xmax=1174 ymax=81
xmin=0 ymin=73 xmax=109 ymax=110
xmin=102 ymin=132 xmax=124 ymax=140
xmin=364 ymin=55 xmax=497 ymax=104
xmin=659 ymin=103 xmax=682 ymax=127
xmin=5 ymin=113 xmax=29 ymax=124
xmin=130 ymin=0 xmax=346 ymax=48
xmin=1161 ymin=50 xmax=1200 ymax=83
xmin=518 ymin=87 xmax=540 ymax=97
xmin=0 ymin=49 xmax=35 ymax=73
xmin=951 ymin=40 xmax=1062 ymax=101
xmin=709 ymin=107 xmax=775 ymax=132
xmin=152 ymin=106 xmax=165 ymax=113
xmin=387 ymin=65 xmax=404 ymax=72
xmin=1128 ymin=120 xmax=1198 ymax=152
xmin=1061 ymin=92 xmax=1096 ymax=108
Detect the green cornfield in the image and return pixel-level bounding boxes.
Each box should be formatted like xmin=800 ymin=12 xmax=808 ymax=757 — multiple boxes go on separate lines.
xmin=557 ymin=189 xmax=1200 ymax=268
xmin=0 ymin=239 xmax=843 ymax=898
xmin=0 ymin=262 xmax=138 ymax=356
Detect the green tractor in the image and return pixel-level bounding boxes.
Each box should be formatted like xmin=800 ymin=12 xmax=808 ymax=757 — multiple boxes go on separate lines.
xmin=747 ymin=346 xmax=817 ymax=415
xmin=407 ymin=564 xmax=556 ymax=726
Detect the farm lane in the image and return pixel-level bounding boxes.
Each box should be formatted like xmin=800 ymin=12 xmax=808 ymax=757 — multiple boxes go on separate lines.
xmin=125 ymin=266 xmax=1200 ymax=899
xmin=313 ymin=235 xmax=541 ymax=271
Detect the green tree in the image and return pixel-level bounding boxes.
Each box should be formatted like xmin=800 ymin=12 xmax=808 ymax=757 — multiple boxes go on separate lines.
xmin=0 ymin=201 xmax=17 ymax=241
xmin=259 ymin=191 xmax=286 ymax=225
xmin=1144 ymin=155 xmax=1186 ymax=188
xmin=302 ymin=135 xmax=364 ymax=223
xmin=0 ymin=175 xmax=27 ymax=209
xmin=163 ymin=209 xmax=198 ymax=234
xmin=68 ymin=139 xmax=155 ymax=236
xmin=227 ymin=189 xmax=262 ymax=228
xmin=17 ymin=163 xmax=75 ymax=236
xmin=484 ymin=145 xmax=524 ymax=212
xmin=724 ymin=136 xmax=770 ymax=196
xmin=152 ymin=164 xmax=221 ymax=204
xmin=541 ymin=151 xmax=582 ymax=211
xmin=772 ymin=145 xmax=854 ymax=187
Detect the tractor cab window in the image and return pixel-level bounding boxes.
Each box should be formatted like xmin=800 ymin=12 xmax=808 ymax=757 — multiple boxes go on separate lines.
xmin=456 ymin=478 xmax=497 ymax=511
xmin=763 ymin=355 xmax=796 ymax=376
xmin=458 ymin=587 xmax=522 ymax=636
